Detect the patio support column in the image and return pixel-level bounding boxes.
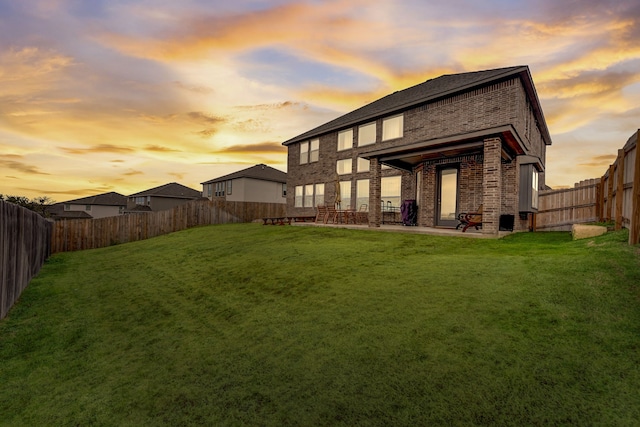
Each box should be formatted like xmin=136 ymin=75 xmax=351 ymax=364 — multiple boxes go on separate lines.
xmin=482 ymin=137 xmax=502 ymax=234
xmin=369 ymin=158 xmax=381 ymax=227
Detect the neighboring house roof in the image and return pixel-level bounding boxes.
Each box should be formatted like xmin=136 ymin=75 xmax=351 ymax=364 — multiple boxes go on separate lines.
xmin=282 ymin=65 xmax=552 ymax=147
xmin=201 ymin=164 xmax=287 ymax=185
xmin=46 ymin=205 xmax=93 ymax=220
xmin=61 ymin=191 xmax=127 ymax=206
xmin=128 ymin=182 xmax=202 ymax=199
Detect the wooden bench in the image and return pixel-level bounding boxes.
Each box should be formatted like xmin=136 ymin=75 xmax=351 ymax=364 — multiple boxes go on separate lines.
xmin=456 ymin=205 xmax=483 ymax=232
xmin=262 ymin=217 xmax=291 ymax=225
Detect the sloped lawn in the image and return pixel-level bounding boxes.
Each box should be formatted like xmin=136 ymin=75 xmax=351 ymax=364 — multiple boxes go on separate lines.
xmin=1 ymin=224 xmax=639 ymax=425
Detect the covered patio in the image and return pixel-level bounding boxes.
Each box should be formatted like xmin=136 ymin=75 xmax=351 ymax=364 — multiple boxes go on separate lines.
xmin=362 ymin=126 xmax=536 ymax=235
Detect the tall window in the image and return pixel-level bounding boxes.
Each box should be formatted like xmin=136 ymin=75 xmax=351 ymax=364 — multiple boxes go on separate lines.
xmin=358 ymin=122 xmax=376 ymax=146
xmin=300 ymin=142 xmax=309 ymax=164
xmin=336 ymin=158 xmax=352 ymax=175
xmin=315 ymin=183 xmax=325 ymax=206
xmin=381 ymin=176 xmax=401 ymax=207
xmin=338 ymin=130 xmax=353 ymax=151
xmin=532 ymin=169 xmax=539 ymax=210
xmin=282 ymin=183 xmax=287 ymax=197
xmin=226 ymin=180 xmax=232 ymax=195
xmin=357 ymin=157 xmax=370 ymax=172
xmin=215 ymin=182 xmax=225 ymax=196
xmin=356 ymin=179 xmax=369 ymax=211
xmin=295 ymin=185 xmax=303 ymax=207
xmin=382 ymin=114 xmax=403 ymax=141
xmin=304 ymin=184 xmax=314 ymax=207
xmin=207 ymin=184 xmax=212 ymax=197
xmin=339 ymin=181 xmax=352 ymax=209
xmin=309 ymin=138 xmax=319 ymax=162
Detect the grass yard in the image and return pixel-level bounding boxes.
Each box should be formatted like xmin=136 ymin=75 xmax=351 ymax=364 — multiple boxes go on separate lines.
xmin=1 ymin=224 xmax=639 ymax=426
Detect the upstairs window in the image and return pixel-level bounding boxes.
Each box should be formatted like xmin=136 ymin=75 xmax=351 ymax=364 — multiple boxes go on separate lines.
xmin=226 ymin=180 xmax=232 ymax=195
xmin=309 ymin=138 xmax=319 ymax=162
xmin=336 ymin=158 xmax=352 ymax=175
xmin=382 ymin=114 xmax=403 ymax=141
xmin=338 ymin=129 xmax=353 ymax=151
xmin=282 ymin=183 xmax=287 ymax=197
xmin=300 ymin=142 xmax=309 ymax=164
xmin=357 ymin=157 xmax=370 ymax=172
xmin=358 ymin=122 xmax=376 ymax=146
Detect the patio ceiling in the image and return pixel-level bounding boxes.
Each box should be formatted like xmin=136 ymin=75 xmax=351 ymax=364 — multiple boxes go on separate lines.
xmin=362 ymin=125 xmax=525 ymax=171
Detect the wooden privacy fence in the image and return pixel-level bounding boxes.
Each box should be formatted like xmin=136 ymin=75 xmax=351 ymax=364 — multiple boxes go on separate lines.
xmin=51 ymin=199 xmax=286 ymax=253
xmin=536 ymin=179 xmax=600 ymax=231
xmin=1 ymin=200 xmax=52 ymax=320
xmin=535 ymin=129 xmax=639 ymax=244
xmin=600 ymin=130 xmax=640 ymax=244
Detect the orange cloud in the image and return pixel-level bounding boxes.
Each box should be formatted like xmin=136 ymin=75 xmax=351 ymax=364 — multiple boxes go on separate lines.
xmin=216 ymin=142 xmax=287 ymax=154
xmin=0 ymin=155 xmax=50 ymax=175
xmin=58 ymin=144 xmax=135 ymax=155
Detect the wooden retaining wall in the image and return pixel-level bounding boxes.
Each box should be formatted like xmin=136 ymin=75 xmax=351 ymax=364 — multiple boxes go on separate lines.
xmin=51 ymin=199 xmax=286 ymax=253
xmin=0 ymin=200 xmax=52 ymax=320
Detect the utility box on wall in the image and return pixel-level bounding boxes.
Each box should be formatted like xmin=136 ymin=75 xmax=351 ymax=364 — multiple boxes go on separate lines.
xmin=519 ymin=163 xmax=540 ymax=215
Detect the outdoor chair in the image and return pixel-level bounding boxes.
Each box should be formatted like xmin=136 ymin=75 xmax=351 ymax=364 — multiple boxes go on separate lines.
xmin=457 ymin=204 xmax=483 ymax=232
xmin=355 ymin=204 xmax=368 ymax=224
xmin=325 ymin=205 xmax=338 ymax=224
xmin=315 ymin=204 xmax=328 ymax=223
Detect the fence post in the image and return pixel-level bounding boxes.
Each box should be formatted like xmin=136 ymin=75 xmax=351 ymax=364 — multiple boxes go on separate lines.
xmin=630 ymin=130 xmax=640 ymax=245
xmin=615 ymin=149 xmax=625 ymax=230
xmin=606 ymin=164 xmax=615 ymax=221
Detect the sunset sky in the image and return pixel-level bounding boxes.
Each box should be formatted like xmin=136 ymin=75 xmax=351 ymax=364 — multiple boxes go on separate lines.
xmin=1 ymin=0 xmax=639 ymax=201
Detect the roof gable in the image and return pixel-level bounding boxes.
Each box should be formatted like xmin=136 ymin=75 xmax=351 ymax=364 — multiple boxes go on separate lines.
xmin=201 ymin=164 xmax=287 ymax=185
xmin=283 ymin=66 xmax=551 ymax=146
xmin=62 ymin=191 xmax=127 ymax=206
xmin=128 ymin=182 xmax=201 ymax=199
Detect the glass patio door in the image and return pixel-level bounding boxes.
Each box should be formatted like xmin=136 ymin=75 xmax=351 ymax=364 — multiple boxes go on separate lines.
xmin=437 ymin=167 xmax=458 ymax=227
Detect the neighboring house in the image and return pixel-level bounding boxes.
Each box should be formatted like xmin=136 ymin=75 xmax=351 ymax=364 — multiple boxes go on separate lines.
xmin=126 ymin=182 xmax=202 ymax=212
xmin=201 ymin=164 xmax=287 ymax=204
xmin=49 ymin=191 xmax=127 ymax=220
xmin=283 ymin=65 xmax=552 ymax=234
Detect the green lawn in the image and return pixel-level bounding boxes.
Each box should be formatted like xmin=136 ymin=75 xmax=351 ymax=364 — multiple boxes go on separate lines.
xmin=1 ymin=224 xmax=639 ymax=426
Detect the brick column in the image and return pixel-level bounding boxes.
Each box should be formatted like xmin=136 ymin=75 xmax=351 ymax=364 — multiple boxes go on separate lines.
xmin=423 ymin=163 xmax=436 ymax=227
xmin=369 ymin=158 xmax=381 ymax=227
xmin=483 ymin=138 xmax=502 ymax=234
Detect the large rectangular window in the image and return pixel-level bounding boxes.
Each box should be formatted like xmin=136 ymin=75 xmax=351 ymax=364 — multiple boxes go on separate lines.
xmin=300 ymin=142 xmax=309 ymax=164
xmin=357 ymin=157 xmax=370 ymax=172
xmin=315 ymin=183 xmax=325 ymax=206
xmin=304 ymin=184 xmax=314 ymax=207
xmin=381 ymin=176 xmax=401 ymax=208
xmin=295 ymin=185 xmax=303 ymax=207
xmin=382 ymin=114 xmax=403 ymax=141
xmin=309 ymin=138 xmax=319 ymax=162
xmin=339 ymin=181 xmax=352 ymax=209
xmin=336 ymin=158 xmax=352 ymax=175
xmin=337 ymin=129 xmax=353 ymax=151
xmin=358 ymin=122 xmax=376 ymax=146
xmin=356 ymin=179 xmax=369 ymax=211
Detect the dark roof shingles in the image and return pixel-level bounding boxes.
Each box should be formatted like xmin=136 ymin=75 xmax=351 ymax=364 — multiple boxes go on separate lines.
xmin=201 ymin=164 xmax=286 ymax=185
xmin=128 ymin=182 xmax=201 ymax=199
xmin=283 ymin=66 xmax=530 ymax=145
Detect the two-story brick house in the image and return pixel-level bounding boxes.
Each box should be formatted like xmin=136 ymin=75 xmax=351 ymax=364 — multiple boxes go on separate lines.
xmin=282 ymin=66 xmax=552 ymax=234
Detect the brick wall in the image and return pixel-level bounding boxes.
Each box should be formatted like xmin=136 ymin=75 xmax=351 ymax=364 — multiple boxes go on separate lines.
xmin=286 ymin=76 xmax=546 ymax=229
